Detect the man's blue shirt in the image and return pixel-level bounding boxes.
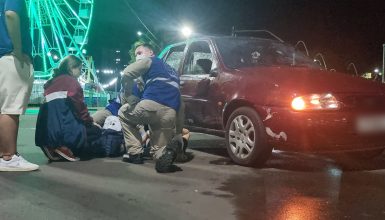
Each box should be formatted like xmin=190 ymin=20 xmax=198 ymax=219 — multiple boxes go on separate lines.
xmin=0 ymin=0 xmax=32 ymax=58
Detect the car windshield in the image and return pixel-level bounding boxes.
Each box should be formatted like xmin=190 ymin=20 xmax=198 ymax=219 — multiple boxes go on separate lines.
xmin=215 ymin=38 xmax=322 ymax=69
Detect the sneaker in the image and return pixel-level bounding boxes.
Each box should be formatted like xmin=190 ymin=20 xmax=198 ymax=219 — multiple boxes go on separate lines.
xmin=54 ymin=147 xmax=79 ymax=162
xmin=0 ymin=154 xmax=39 ymax=172
xmin=122 ymin=153 xmax=144 ymax=164
xmin=41 ymin=147 xmax=61 ymax=161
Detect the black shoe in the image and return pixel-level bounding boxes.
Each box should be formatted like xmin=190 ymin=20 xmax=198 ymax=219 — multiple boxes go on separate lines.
xmin=122 ymin=154 xmax=144 ymax=164
xmin=155 ymin=148 xmax=177 ymax=173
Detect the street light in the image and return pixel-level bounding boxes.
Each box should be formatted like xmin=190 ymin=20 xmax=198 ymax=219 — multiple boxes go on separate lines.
xmin=313 ymin=59 xmax=322 ymax=66
xmin=314 ymin=53 xmax=327 ymax=70
xmin=347 ymin=62 xmax=358 ymax=76
xmin=295 ymin=41 xmax=309 ymax=56
xmin=181 ymin=26 xmax=193 ymax=38
xmin=102 ymin=77 xmax=118 ymax=89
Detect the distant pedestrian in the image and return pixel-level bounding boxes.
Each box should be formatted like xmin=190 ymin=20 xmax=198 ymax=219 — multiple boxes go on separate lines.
xmin=0 ymin=0 xmax=39 ymax=171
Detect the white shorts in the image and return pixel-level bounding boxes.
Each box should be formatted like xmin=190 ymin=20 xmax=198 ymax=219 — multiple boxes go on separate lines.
xmin=0 ymin=55 xmax=34 ymax=115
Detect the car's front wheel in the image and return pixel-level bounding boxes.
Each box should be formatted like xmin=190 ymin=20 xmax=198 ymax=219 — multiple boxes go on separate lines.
xmin=225 ymin=107 xmax=272 ymax=166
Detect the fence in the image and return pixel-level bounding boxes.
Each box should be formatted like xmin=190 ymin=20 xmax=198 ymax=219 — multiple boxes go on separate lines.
xmin=29 ymin=80 xmax=111 ymax=107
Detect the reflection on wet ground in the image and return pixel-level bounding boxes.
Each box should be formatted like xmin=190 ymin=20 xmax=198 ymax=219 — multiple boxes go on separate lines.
xmin=219 ymin=167 xmax=385 ymax=220
xmin=190 ymin=135 xmax=385 ymax=220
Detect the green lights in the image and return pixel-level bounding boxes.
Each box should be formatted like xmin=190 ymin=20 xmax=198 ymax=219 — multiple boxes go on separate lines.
xmin=26 ymin=0 xmax=94 ymax=79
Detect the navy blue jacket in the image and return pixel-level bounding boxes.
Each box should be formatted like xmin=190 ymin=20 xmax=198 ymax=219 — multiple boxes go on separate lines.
xmin=35 ymin=98 xmax=86 ymax=153
xmin=35 ymin=75 xmax=92 ymax=153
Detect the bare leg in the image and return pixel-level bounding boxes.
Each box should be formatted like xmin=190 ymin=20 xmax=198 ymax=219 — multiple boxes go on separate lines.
xmin=0 ymin=114 xmax=19 ymax=160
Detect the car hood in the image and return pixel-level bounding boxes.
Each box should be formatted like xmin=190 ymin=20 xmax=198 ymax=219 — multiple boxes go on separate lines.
xmin=234 ymin=66 xmax=385 ymax=95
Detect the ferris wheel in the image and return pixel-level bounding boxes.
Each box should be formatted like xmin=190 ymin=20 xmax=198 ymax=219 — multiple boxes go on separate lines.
xmin=25 ymin=0 xmax=96 ymax=81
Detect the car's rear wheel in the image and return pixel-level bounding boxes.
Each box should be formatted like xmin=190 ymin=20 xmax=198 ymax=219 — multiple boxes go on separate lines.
xmin=225 ymin=107 xmax=272 ymax=166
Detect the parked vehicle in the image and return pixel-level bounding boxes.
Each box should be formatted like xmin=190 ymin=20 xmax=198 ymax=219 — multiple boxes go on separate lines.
xmin=159 ymin=35 xmax=385 ymax=166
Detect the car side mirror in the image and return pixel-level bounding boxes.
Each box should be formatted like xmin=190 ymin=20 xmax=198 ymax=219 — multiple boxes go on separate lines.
xmin=209 ymin=68 xmax=219 ymax=77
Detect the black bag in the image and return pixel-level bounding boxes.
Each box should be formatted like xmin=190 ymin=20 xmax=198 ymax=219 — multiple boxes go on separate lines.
xmin=90 ymin=129 xmax=126 ymax=157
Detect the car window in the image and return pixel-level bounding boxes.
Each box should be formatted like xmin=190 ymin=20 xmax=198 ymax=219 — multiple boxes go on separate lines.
xmin=215 ymin=38 xmax=321 ymax=69
xmin=183 ymin=41 xmax=213 ymax=75
xmin=164 ymin=44 xmax=186 ymax=71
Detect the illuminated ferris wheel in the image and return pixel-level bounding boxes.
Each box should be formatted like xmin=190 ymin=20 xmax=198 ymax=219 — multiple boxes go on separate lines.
xmin=25 ymin=0 xmax=95 ymax=80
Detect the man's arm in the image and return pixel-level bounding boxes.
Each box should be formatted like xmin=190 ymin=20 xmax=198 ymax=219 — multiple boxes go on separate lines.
xmin=122 ymin=57 xmax=152 ymax=79
xmin=5 ymin=10 xmax=29 ymax=65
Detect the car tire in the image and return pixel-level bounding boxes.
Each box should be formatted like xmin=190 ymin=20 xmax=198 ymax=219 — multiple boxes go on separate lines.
xmin=225 ymin=107 xmax=272 ymax=166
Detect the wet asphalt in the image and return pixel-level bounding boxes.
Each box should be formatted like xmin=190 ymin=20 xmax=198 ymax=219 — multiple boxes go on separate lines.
xmin=1 ymin=114 xmax=385 ymax=220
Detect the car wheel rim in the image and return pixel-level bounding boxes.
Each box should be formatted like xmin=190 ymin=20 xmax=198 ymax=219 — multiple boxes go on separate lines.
xmin=228 ymin=115 xmax=255 ymax=159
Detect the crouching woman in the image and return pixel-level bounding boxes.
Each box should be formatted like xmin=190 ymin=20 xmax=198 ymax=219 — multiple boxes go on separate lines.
xmin=35 ymin=55 xmax=99 ymax=161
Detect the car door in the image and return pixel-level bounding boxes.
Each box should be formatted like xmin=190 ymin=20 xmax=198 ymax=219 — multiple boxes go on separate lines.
xmin=180 ymin=41 xmax=222 ymax=130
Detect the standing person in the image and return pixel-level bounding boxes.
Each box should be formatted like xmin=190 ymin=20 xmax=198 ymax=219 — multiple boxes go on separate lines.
xmin=35 ymin=55 xmax=100 ymax=162
xmin=0 ymin=0 xmax=39 ymax=171
xmin=118 ymin=43 xmax=180 ymax=173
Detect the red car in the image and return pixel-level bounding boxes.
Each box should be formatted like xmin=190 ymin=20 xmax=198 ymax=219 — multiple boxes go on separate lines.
xmin=159 ymin=36 xmax=385 ymax=166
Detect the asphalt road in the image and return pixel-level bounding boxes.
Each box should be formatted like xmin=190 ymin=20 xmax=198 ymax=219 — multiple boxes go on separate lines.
xmin=1 ymin=113 xmax=385 ymax=220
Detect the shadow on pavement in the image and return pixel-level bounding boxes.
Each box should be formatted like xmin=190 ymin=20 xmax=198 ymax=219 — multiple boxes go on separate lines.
xmin=187 ymin=136 xmax=385 ymax=172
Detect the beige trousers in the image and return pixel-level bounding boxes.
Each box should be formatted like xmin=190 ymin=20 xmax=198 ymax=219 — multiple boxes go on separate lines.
xmin=92 ymin=109 xmax=112 ymax=126
xmin=118 ymin=99 xmax=176 ymax=159
xmin=0 ymin=55 xmax=34 ymax=114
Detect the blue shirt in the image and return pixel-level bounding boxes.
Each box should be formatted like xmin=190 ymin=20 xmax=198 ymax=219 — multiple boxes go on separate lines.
xmin=0 ymin=0 xmax=32 ymax=58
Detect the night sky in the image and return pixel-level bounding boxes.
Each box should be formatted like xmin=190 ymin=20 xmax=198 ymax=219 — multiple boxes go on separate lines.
xmin=88 ymin=0 xmax=385 ymax=73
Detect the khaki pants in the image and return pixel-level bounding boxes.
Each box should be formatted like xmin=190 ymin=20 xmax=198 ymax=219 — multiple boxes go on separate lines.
xmin=92 ymin=109 xmax=112 ymax=126
xmin=118 ymin=99 xmax=176 ymax=159
xmin=0 ymin=55 xmax=34 ymax=114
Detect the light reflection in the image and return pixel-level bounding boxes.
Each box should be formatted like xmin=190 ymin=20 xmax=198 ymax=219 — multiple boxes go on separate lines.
xmin=274 ymin=196 xmax=325 ymax=220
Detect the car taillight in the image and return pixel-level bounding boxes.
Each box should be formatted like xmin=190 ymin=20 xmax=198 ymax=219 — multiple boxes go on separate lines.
xmin=291 ymin=93 xmax=340 ymax=111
